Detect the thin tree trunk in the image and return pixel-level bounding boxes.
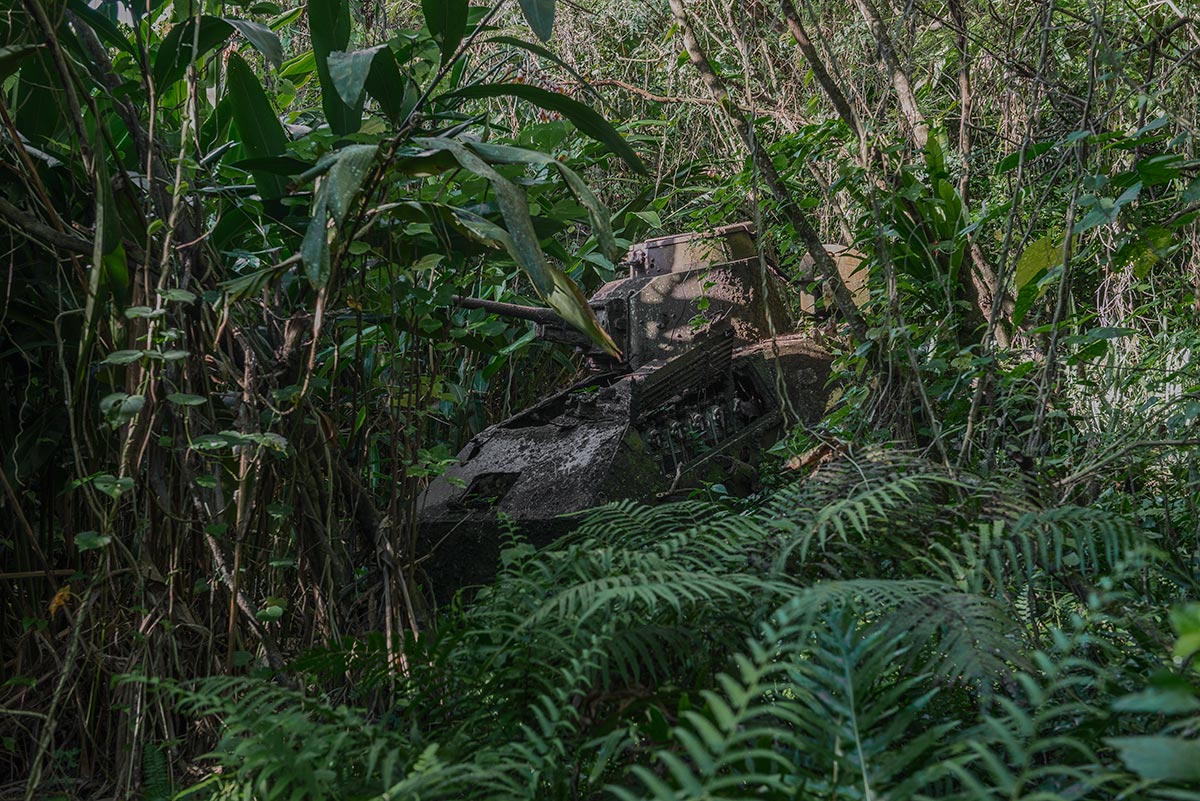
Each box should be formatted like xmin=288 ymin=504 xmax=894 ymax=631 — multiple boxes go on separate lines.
xmin=948 ymin=0 xmax=1012 ymax=344
xmin=780 ymin=0 xmax=863 ymax=144
xmin=851 ymin=0 xmax=929 ymax=149
xmin=668 ymin=0 xmax=868 ymax=342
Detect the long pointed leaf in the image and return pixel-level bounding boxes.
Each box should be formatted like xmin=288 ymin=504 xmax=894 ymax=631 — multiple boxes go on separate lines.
xmin=422 ymin=0 xmax=467 ymax=64
xmin=466 ymin=140 xmax=619 ymax=261
xmin=442 ymin=82 xmax=646 ymax=175
xmin=307 ymin=0 xmax=361 ymax=134
xmin=517 ymin=0 xmax=555 ymax=40
xmin=226 ymin=53 xmax=289 ymax=199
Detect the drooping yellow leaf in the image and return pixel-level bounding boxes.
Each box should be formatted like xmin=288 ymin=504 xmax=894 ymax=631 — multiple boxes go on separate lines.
xmin=49 ymin=584 xmax=72 ymax=617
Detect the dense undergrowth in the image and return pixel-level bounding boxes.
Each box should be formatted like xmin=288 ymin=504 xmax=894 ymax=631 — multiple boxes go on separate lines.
xmin=5 ymin=0 xmax=1200 ymax=797
xmin=150 ymin=433 xmax=1200 ymax=799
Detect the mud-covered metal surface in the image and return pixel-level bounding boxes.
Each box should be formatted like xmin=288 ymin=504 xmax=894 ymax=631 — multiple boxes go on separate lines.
xmin=418 ymin=224 xmax=838 ymax=595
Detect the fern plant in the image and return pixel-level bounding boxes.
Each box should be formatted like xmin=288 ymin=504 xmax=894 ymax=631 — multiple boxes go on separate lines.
xmin=147 ymin=447 xmax=1194 ymax=800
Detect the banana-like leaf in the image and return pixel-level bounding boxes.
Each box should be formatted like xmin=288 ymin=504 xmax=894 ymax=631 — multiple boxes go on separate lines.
xmin=412 ymin=137 xmax=620 ymax=357
xmin=0 ymin=44 xmax=40 ymax=81
xmin=328 ymin=46 xmax=383 ymax=108
xmin=326 ymin=144 xmax=378 ymax=225
xmin=298 ymin=144 xmax=378 ymax=287
xmin=154 ymin=16 xmax=282 ymax=88
xmin=302 ymin=188 xmax=330 ymax=288
xmin=80 ymin=155 xmax=129 ymax=383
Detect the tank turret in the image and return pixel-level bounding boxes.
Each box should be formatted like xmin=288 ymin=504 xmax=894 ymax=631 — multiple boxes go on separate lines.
xmin=421 ymin=224 xmax=834 ymax=594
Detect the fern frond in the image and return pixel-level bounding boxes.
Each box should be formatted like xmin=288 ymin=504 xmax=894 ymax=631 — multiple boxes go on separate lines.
xmin=921 ymin=505 xmax=1151 ymax=598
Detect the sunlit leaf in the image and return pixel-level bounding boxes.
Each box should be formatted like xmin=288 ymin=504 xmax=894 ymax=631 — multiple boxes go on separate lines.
xmin=1014 ymin=234 xmax=1060 ymax=292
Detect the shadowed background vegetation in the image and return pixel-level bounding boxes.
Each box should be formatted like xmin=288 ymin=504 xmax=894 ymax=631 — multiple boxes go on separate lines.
xmin=2 ymin=0 xmax=1200 ymax=798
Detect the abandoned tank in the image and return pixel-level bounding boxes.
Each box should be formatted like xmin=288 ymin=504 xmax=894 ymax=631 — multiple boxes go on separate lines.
xmin=419 ymin=223 xmax=839 ymax=591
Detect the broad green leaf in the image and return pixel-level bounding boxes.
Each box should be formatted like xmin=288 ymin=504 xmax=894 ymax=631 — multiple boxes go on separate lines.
xmin=328 ymin=46 xmax=384 ymax=109
xmin=1114 ymin=673 xmax=1200 ymax=714
xmin=94 ymin=474 xmax=134 ymax=499
xmin=80 ymin=155 xmax=128 ymax=374
xmin=14 ymin=52 xmax=61 ymax=146
xmin=155 ymin=16 xmax=282 ymax=88
xmin=1014 ymin=234 xmax=1059 ymax=292
xmin=99 ymin=350 xmax=145 ymax=366
xmin=631 ymin=209 xmax=662 ymax=228
xmin=517 ymin=0 xmax=555 ymax=40
xmin=191 ymin=434 xmax=233 ymax=450
xmin=74 ymin=531 xmax=112 ymax=551
xmin=1172 ymin=603 xmax=1200 ymax=662
xmin=924 ymin=127 xmax=949 ymax=178
xmin=65 ymin=0 xmax=136 ymax=55
xmin=302 ymin=189 xmax=331 ymax=288
xmin=413 ymin=137 xmax=620 ymax=357
xmin=167 ymin=393 xmax=207 ymax=406
xmin=1183 ymin=177 xmax=1200 ymax=205
xmin=244 ymin=432 xmax=290 ymax=452
xmin=996 ymin=141 xmax=1053 ymax=174
xmin=0 ymin=44 xmax=40 ymax=81
xmin=281 ymin=49 xmax=318 ymax=79
xmin=124 ymin=306 xmax=165 ymax=319
xmin=160 ymin=288 xmax=197 ymax=303
xmin=444 ymin=83 xmax=647 ymax=175
xmin=1075 ymin=183 xmax=1141 ymax=233
xmin=1136 ymin=154 xmax=1183 ymax=187
xmin=1108 ymin=737 xmax=1200 ymax=782
xmin=226 ymin=53 xmax=289 ymax=199
xmin=100 ymin=393 xmax=145 ymax=426
xmin=326 ymin=145 xmax=379 ymax=225
xmin=307 ymin=0 xmax=361 ymax=134
xmin=1116 ymin=226 xmax=1172 ymax=279
xmin=256 ymin=604 xmax=285 ymax=621
xmin=422 ymin=0 xmax=468 ymax=64
xmin=226 ymin=19 xmax=283 ymax=71
xmin=1013 ymin=265 xmax=1060 ymax=327
xmin=364 ymin=46 xmax=416 ymax=126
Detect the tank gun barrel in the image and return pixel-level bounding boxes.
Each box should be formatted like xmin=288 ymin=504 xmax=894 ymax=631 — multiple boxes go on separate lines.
xmin=451 ymin=294 xmax=562 ymax=325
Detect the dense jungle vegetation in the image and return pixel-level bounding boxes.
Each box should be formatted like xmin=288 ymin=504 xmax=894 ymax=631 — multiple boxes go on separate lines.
xmin=3 ymin=0 xmax=1200 ymax=797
